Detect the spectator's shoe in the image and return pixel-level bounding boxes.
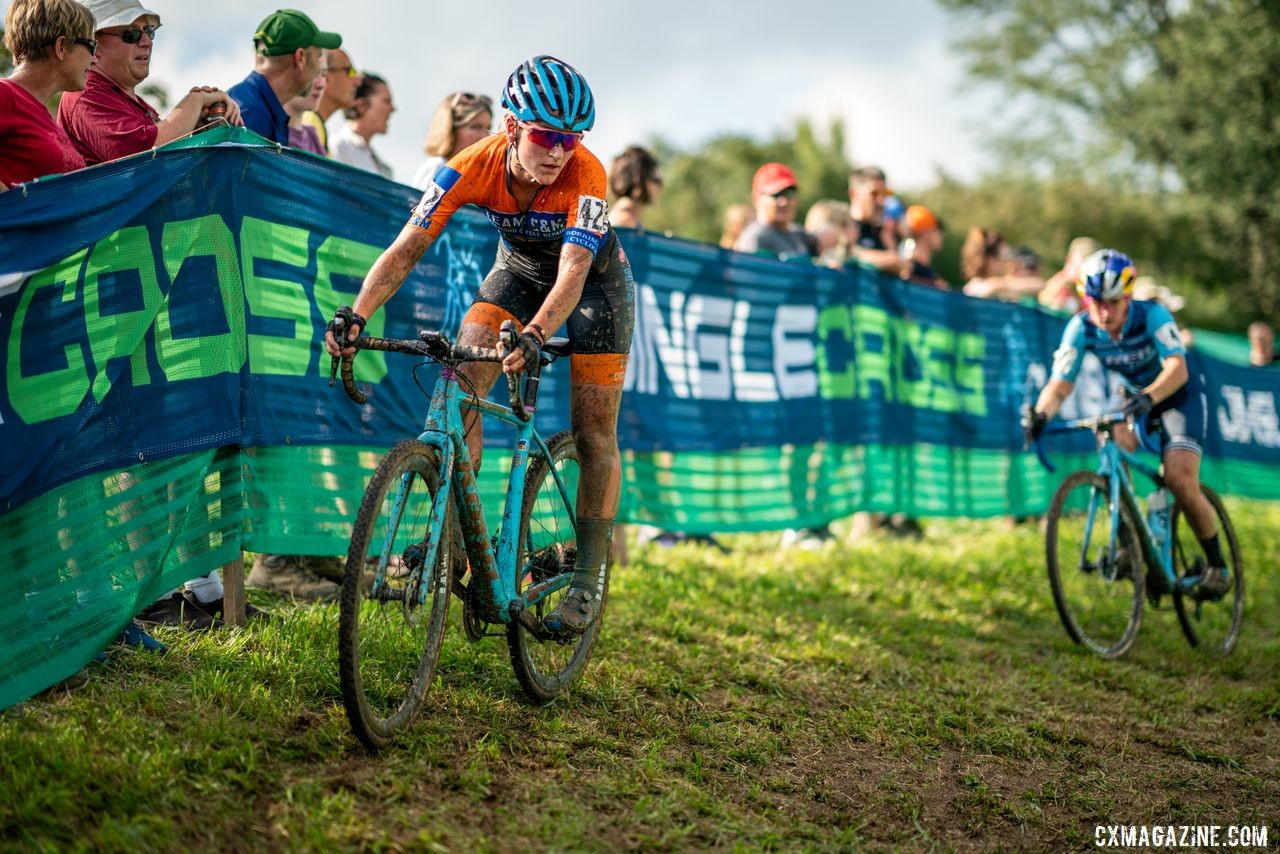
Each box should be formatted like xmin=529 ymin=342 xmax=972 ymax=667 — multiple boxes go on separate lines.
xmin=1194 ymin=566 xmax=1230 ymax=600
xmin=115 ymin=620 xmax=168 ymax=654
xmin=183 ymin=592 xmax=273 ymax=623
xmin=248 ymin=554 xmax=340 ymax=602
xmin=543 ymin=588 xmax=600 ymax=636
xmin=38 ymin=668 xmax=89 ymax=696
xmin=888 ymin=515 xmax=924 ymax=539
xmin=136 ymin=592 xmax=222 ymax=630
xmin=782 ymin=526 xmax=833 ymax=550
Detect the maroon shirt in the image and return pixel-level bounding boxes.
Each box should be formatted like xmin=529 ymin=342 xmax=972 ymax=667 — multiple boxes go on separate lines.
xmin=57 ymin=69 xmax=161 ymax=166
xmin=0 ymin=79 xmax=86 ymax=186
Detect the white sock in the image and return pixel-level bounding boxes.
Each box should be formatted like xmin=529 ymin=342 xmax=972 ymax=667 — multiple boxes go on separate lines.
xmin=184 ymin=571 xmax=224 ymax=604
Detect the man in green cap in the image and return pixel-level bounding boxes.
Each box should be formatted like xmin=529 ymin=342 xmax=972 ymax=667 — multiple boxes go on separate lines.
xmin=227 ymin=9 xmax=340 ymax=145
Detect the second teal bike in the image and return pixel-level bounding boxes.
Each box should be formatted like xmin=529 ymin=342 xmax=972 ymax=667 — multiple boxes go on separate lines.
xmin=1034 ymin=411 xmax=1244 ymax=658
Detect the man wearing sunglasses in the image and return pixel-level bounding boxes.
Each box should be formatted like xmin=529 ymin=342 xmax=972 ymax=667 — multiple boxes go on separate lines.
xmin=57 ymin=0 xmax=243 ymax=166
xmin=299 ymin=47 xmax=361 ymax=154
xmin=227 ymin=9 xmax=341 ymax=147
xmin=734 ymin=162 xmax=817 ymax=262
xmin=326 ymin=55 xmax=635 ymax=636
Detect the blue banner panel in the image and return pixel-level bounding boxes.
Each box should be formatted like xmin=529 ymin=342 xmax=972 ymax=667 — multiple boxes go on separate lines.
xmin=2 ymin=130 xmax=1278 ymax=514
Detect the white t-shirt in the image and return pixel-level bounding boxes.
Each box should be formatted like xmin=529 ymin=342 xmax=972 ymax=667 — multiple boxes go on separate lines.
xmin=410 ymin=155 xmax=445 ymax=190
xmin=331 ymin=123 xmax=392 ymax=180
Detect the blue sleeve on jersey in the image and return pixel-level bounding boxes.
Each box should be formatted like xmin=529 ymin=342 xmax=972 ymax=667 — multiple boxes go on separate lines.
xmin=563 ymin=227 xmax=604 ymax=255
xmin=408 ymin=166 xmax=462 ymax=230
xmin=1051 ymin=314 xmax=1088 ymax=382
xmin=1145 ymin=303 xmax=1186 ymax=361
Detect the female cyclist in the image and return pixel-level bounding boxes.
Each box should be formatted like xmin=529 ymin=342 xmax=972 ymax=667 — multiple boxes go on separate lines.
xmin=324 ymin=55 xmax=634 ymax=635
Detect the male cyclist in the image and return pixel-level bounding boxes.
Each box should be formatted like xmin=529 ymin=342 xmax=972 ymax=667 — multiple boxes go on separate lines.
xmin=324 ymin=55 xmax=634 ymax=634
xmin=1023 ymin=249 xmax=1229 ymax=597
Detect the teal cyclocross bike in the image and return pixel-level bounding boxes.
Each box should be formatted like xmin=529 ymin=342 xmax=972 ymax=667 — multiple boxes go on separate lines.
xmin=330 ymin=319 xmax=602 ymax=750
xmin=1033 ymin=410 xmax=1244 ymax=658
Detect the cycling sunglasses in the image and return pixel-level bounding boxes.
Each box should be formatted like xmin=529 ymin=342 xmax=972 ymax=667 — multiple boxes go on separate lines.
xmin=521 ymin=124 xmax=582 ymax=152
xmin=100 ymin=24 xmax=158 ymax=44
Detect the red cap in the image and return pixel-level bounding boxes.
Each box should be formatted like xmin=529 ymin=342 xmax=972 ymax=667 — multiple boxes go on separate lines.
xmin=753 ymin=162 xmax=797 ymax=196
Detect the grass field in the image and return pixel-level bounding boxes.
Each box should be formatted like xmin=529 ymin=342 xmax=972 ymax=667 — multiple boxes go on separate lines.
xmin=3 ymin=504 xmax=1277 ymax=851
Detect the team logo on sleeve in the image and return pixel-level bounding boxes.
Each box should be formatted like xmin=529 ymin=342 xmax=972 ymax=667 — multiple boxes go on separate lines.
xmin=576 ymin=195 xmax=609 ymax=235
xmin=409 ymin=166 xmax=461 ymax=229
xmin=1155 ymin=322 xmax=1184 ymax=352
xmin=1052 ymin=344 xmax=1078 ymax=377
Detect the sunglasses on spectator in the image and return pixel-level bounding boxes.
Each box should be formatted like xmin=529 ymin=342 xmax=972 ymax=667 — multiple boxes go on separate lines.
xmin=99 ymin=25 xmax=158 ymax=44
xmin=520 ymin=124 xmax=582 ymax=152
xmin=451 ymin=91 xmax=493 ymax=110
xmin=326 ymin=64 xmax=358 ymax=78
xmin=767 ymin=186 xmax=798 ymax=200
xmin=70 ymin=36 xmax=98 ymax=55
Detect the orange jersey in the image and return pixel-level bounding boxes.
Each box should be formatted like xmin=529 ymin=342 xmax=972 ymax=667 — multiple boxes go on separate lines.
xmin=407 ymin=133 xmax=611 ymax=265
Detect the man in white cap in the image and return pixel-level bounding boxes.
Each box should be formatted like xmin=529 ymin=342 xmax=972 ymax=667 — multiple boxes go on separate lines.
xmin=57 ymin=0 xmax=242 ymax=166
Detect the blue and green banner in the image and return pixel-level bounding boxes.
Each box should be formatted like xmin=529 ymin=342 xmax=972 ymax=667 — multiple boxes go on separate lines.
xmin=2 ymin=127 xmax=1279 ymax=707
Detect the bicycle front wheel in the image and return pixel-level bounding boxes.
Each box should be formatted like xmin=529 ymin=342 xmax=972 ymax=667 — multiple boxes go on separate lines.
xmin=1046 ymin=471 xmax=1144 ymax=658
xmin=338 ymin=440 xmax=454 ymax=750
xmin=1171 ymin=485 xmax=1244 ymax=655
xmin=506 ymin=430 xmax=605 ymax=704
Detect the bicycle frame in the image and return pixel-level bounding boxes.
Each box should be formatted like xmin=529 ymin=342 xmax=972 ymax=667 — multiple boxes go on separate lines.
xmin=1038 ymin=414 xmax=1193 ymax=595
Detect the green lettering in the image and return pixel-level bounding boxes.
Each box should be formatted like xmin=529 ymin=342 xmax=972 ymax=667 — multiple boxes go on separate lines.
xmin=7 ymin=250 xmax=90 ymax=423
xmin=894 ymin=319 xmax=931 ymax=409
xmin=314 ymin=234 xmax=387 ymax=383
xmin=923 ymin=326 xmax=959 ymax=413
xmin=853 ymin=305 xmax=892 ymax=403
xmin=815 ymin=304 xmax=854 ymax=398
xmin=156 ymin=215 xmax=246 ymax=380
xmin=957 ymin=333 xmax=987 ymax=416
xmin=84 ymin=227 xmax=163 ymax=403
xmin=241 ymin=216 xmax=312 ymax=376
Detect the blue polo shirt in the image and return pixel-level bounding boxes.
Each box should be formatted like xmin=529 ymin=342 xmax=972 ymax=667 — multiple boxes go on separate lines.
xmin=227 ymin=71 xmax=288 ymax=145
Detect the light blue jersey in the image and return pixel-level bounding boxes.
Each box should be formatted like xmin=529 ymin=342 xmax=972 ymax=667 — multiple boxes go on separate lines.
xmin=1051 ymin=300 xmax=1186 ymax=391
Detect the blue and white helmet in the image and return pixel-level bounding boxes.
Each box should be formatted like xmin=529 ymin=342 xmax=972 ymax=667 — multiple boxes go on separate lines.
xmin=1077 ymin=248 xmax=1137 ymax=301
xmin=502 ymin=55 xmax=595 ymax=133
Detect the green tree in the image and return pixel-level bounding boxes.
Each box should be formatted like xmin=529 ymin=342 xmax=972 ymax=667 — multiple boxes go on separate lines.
xmin=1 ymin=26 xmax=11 ymax=76
xmin=645 ymin=118 xmax=854 ymax=244
xmin=938 ymin=0 xmax=1280 ymax=319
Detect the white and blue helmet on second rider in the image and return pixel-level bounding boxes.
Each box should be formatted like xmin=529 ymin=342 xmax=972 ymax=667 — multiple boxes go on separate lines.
xmin=502 ymin=55 xmax=596 ymax=133
xmin=1077 ymin=248 xmax=1137 ymax=302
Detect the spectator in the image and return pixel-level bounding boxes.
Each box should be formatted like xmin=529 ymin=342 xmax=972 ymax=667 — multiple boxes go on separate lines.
xmin=734 ymin=162 xmax=816 ymax=261
xmin=847 ymin=165 xmax=903 ymax=274
xmin=331 ymin=72 xmax=394 ymax=179
xmin=804 ymin=199 xmax=853 ymax=268
xmin=299 ymin=47 xmax=359 ymax=154
xmin=410 ymin=90 xmax=493 ymax=190
xmin=284 ymin=71 xmax=325 ymax=154
xmin=719 ymin=203 xmax=752 ymax=250
xmin=607 ymin=145 xmax=662 ymax=229
xmin=900 ymin=204 xmax=949 ymax=289
xmin=1247 ymin=321 xmax=1276 ymax=367
xmin=961 ymin=228 xmax=1045 ymax=302
xmin=1038 ymin=236 xmax=1101 ymax=312
xmin=0 ymin=0 xmax=94 ymax=189
xmin=57 ymin=1 xmax=242 ymax=168
xmin=227 ymin=9 xmax=339 ymax=146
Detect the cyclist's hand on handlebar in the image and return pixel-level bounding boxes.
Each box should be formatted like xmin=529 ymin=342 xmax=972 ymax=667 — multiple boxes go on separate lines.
xmin=325 ymin=305 xmax=367 ymax=357
xmin=1122 ymin=391 xmax=1153 ymax=422
xmin=1021 ymin=405 xmax=1047 ymax=448
xmin=499 ymin=331 xmax=542 ymax=375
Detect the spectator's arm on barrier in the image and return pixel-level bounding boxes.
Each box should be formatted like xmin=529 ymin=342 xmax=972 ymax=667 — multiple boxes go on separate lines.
xmin=154 ymin=87 xmax=242 ymax=146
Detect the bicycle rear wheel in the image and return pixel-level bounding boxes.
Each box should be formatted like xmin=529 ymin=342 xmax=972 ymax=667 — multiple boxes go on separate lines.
xmin=506 ymin=430 xmax=605 ymax=704
xmin=1045 ymin=471 xmax=1144 ymax=658
xmin=338 ymin=440 xmax=454 ymax=750
xmin=1171 ymin=485 xmax=1244 ymax=655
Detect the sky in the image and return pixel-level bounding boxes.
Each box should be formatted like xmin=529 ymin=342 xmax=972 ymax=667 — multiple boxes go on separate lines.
xmin=5 ymin=0 xmax=1006 ymax=191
